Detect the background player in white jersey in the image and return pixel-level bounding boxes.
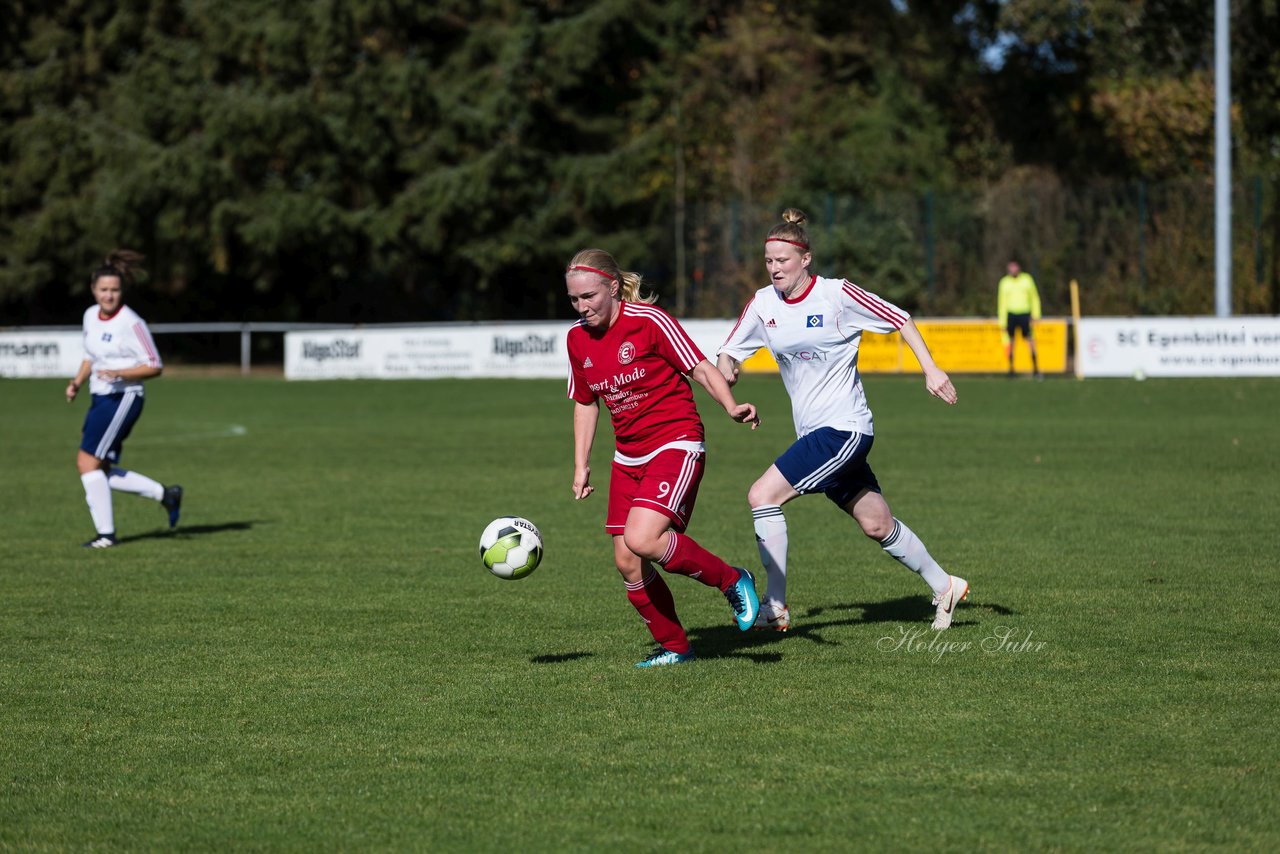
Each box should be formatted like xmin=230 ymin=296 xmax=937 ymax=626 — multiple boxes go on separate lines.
xmin=65 ymin=250 xmax=182 ymax=548
xmin=717 ymin=209 xmax=969 ymax=631
xmin=566 ymin=248 xmax=761 ymax=667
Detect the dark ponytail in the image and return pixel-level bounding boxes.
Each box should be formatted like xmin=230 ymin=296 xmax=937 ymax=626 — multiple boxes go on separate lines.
xmin=90 ymin=249 xmax=146 ymax=288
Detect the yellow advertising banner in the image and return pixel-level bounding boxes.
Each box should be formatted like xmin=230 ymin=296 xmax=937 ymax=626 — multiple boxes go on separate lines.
xmin=742 ymin=318 xmax=1068 ymax=374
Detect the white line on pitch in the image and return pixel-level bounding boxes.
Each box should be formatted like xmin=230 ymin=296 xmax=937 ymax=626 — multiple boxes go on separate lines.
xmin=131 ymin=424 xmax=249 ymax=444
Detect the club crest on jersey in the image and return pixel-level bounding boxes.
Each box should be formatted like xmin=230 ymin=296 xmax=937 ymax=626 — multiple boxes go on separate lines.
xmin=101 ymin=332 xmax=113 ymax=341
xmin=582 ymin=356 xmax=594 ymax=368
xmin=617 ymin=341 xmax=637 ymax=365
xmin=806 ymin=315 xmax=824 ymax=328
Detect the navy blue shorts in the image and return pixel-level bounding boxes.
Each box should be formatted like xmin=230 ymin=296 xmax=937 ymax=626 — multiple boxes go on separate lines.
xmin=1005 ymin=312 xmax=1033 ymax=339
xmin=80 ymin=390 xmax=145 ymax=464
xmin=774 ymin=426 xmax=881 ymax=509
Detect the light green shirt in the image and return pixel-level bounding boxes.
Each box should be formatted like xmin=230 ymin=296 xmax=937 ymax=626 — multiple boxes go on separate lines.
xmin=998 ymin=273 xmax=1041 ymax=326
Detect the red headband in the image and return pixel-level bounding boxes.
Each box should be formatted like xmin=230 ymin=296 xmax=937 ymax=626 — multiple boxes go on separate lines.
xmin=566 ymin=264 xmax=617 ymax=280
xmin=765 ymin=237 xmax=809 ymax=250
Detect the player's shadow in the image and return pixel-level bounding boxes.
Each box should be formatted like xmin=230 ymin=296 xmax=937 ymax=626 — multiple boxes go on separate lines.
xmin=688 ymin=596 xmax=1015 ymax=659
xmin=687 ymin=611 xmax=855 ymax=661
xmin=529 ymin=651 xmax=594 ymax=664
xmin=117 ymin=520 xmax=263 ymax=544
xmin=807 ymin=596 xmax=1014 ymax=630
xmin=680 ymin=626 xmax=786 ymax=665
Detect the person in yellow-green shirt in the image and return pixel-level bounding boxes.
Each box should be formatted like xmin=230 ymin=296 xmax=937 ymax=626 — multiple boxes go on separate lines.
xmin=997 ymin=259 xmax=1041 ymax=378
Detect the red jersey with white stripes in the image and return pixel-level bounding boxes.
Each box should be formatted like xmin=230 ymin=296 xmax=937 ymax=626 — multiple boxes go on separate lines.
xmin=718 ymin=275 xmax=908 ymax=437
xmin=81 ymin=304 xmax=163 ymax=396
xmin=567 ymin=301 xmax=707 ymax=458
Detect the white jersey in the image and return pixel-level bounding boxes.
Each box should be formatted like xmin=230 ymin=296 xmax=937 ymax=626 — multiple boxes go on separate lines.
xmin=718 ymin=275 xmax=908 ymax=438
xmin=82 ymin=304 xmax=163 ymax=396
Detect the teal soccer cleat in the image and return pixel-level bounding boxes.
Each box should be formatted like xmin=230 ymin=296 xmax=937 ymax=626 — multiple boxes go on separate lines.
xmin=635 ymin=647 xmax=696 ymax=668
xmin=725 ymin=567 xmax=760 ymax=631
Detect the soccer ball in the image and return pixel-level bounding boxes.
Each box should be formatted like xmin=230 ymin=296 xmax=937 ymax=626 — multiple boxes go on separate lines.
xmin=478 ymin=516 xmax=543 ymax=580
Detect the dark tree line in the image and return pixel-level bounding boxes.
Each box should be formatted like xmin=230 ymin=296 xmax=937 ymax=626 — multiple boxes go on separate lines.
xmin=2 ymin=0 xmax=1278 ymax=327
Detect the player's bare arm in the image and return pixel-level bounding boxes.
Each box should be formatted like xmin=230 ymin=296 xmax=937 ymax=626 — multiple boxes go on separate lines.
xmin=66 ymin=359 xmax=93 ymax=402
xmin=898 ymin=319 xmax=958 ymax=405
xmin=689 ymin=360 xmax=759 ymax=429
xmin=96 ymin=363 xmax=164 ymax=383
xmin=571 ymin=400 xmax=599 ymax=499
xmin=716 ymin=353 xmax=742 ymax=387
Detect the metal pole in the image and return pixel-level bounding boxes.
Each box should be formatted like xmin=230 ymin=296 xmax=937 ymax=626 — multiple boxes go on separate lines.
xmin=241 ymin=325 xmax=251 ymax=376
xmin=1215 ymin=0 xmax=1231 ymax=317
xmin=1070 ymin=279 xmax=1083 ymax=380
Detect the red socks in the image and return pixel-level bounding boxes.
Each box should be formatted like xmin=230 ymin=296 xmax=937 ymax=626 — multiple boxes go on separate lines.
xmin=656 ymin=532 xmax=737 ymax=591
xmin=625 ymin=570 xmax=689 ymax=654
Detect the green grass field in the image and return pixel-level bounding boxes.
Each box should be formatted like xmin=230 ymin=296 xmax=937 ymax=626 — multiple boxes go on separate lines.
xmin=2 ymin=374 xmax=1277 ymax=851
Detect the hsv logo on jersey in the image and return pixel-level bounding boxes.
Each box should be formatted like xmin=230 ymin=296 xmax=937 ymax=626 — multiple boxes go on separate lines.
xmin=102 ymin=333 xmax=113 ymax=342
xmin=807 ymin=315 xmax=824 ymax=328
xmin=617 ymin=341 xmax=636 ymax=365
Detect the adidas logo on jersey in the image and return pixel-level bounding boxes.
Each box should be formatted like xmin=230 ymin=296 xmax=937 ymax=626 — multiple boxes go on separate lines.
xmin=765 ymin=319 xmax=777 ymax=328
xmin=583 ymin=357 xmax=594 ymax=368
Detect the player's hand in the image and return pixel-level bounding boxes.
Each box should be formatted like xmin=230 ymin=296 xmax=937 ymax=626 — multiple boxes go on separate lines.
xmin=730 ymin=403 xmax=760 ymax=430
xmin=924 ymin=367 xmax=958 ymax=405
xmin=572 ymin=466 xmax=594 ymax=500
xmin=716 ymin=356 xmax=741 ymax=387
xmin=65 ymin=382 xmax=79 ymax=403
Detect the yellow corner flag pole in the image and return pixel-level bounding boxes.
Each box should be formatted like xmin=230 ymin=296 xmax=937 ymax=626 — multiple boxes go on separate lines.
xmin=1070 ymin=279 xmax=1083 ymax=380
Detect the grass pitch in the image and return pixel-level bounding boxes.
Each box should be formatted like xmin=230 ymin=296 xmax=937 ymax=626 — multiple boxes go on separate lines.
xmin=1 ymin=374 xmax=1277 ymax=850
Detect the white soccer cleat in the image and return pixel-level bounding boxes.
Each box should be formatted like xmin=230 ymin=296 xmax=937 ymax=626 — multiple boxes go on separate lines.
xmin=752 ymin=603 xmax=791 ymax=632
xmin=931 ymin=576 xmax=969 ymax=630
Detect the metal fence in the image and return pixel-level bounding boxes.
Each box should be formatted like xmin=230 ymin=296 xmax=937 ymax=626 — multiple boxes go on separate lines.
xmin=9 ymin=322 xmax=381 ymax=375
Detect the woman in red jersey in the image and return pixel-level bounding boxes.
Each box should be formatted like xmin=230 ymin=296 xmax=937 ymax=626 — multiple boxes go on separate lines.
xmin=565 ymin=248 xmax=761 ymax=668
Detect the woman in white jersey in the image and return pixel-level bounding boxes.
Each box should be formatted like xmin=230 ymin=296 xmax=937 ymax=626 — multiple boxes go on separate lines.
xmin=717 ymin=209 xmax=969 ymax=631
xmin=66 ymin=250 xmax=182 ymax=548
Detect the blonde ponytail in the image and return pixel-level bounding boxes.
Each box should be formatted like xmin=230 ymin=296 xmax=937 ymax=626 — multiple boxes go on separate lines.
xmin=766 ymin=208 xmax=811 ymax=251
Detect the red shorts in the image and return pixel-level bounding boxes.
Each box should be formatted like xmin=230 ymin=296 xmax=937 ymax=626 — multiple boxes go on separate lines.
xmin=605 ymin=444 xmax=706 ymax=535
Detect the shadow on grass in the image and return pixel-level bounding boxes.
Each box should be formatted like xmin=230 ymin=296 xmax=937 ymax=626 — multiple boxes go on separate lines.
xmin=530 ymin=651 xmax=595 ymax=664
xmin=525 ymin=596 xmax=1014 ymax=666
xmin=687 ymin=595 xmax=1015 ymax=660
xmin=117 ymin=520 xmax=264 ymax=544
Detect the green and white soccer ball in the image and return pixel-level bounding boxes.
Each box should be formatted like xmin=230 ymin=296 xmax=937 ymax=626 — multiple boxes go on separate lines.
xmin=478 ymin=516 xmax=544 ymax=580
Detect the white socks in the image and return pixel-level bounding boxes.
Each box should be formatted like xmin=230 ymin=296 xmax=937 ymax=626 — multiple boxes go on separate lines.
xmin=81 ymin=470 xmax=114 ymax=535
xmin=752 ymin=507 xmax=949 ymax=605
xmin=752 ymin=505 xmax=789 ymax=611
xmin=108 ymin=467 xmax=165 ymax=501
xmin=82 ymin=468 xmax=166 ymax=535
xmin=880 ymin=518 xmax=950 ymax=594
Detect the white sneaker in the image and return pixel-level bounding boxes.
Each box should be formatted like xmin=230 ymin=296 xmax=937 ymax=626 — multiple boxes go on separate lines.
xmin=931 ymin=576 xmax=969 ymax=630
xmin=752 ymin=603 xmax=791 ymax=632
